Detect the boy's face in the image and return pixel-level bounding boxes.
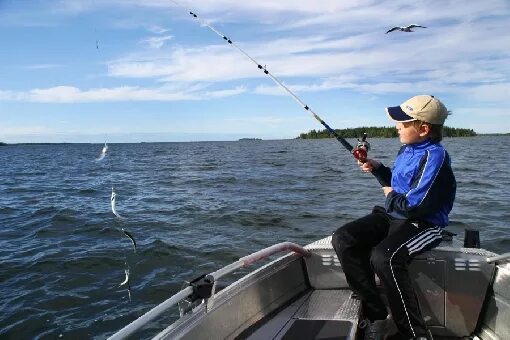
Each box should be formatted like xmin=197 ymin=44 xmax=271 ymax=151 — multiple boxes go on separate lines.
xmin=395 ymin=121 xmax=429 ymax=144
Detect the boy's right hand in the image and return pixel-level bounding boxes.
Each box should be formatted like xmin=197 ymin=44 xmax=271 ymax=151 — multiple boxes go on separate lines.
xmin=358 ymin=158 xmax=381 ymax=173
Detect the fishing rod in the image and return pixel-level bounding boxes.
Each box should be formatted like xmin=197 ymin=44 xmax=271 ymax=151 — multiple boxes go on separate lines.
xmin=169 ymin=0 xmax=370 ymax=162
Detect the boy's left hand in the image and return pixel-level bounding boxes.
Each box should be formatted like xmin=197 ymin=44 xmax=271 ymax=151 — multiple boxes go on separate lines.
xmin=382 ymin=186 xmax=393 ymax=197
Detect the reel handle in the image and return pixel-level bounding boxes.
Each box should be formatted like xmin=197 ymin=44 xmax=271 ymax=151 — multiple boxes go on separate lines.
xmin=352 ymin=148 xmax=368 ymax=163
xmin=353 ymin=132 xmax=370 ymax=163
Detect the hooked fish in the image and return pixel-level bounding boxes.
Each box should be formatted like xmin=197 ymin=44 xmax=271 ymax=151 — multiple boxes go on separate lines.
xmin=96 ymin=142 xmax=108 ymax=161
xmin=119 ymin=265 xmax=132 ymax=302
xmin=111 ymin=187 xmax=125 ymax=219
xmin=119 ymin=267 xmax=130 ymax=287
xmin=122 ymin=228 xmax=137 ymax=253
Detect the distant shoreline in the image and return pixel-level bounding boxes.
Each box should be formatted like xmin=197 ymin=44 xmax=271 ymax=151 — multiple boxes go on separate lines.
xmin=0 ymin=134 xmax=508 ymax=145
xmin=478 ymin=133 xmax=510 ymax=136
xmin=0 ymin=142 xmax=74 ymax=145
xmin=297 ymin=126 xmax=480 ymax=139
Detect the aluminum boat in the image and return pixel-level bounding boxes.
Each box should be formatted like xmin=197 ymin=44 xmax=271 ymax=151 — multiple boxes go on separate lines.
xmin=109 ymin=231 xmax=510 ymax=340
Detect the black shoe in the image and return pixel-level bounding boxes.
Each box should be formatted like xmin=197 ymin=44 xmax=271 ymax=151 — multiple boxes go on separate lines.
xmin=413 ymin=329 xmax=433 ymax=340
xmin=384 ymin=328 xmax=432 ymax=340
xmin=361 ymin=316 xmax=392 ymax=340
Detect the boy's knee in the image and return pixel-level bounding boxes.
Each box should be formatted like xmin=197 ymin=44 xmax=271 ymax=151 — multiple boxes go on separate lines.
xmin=331 ymin=230 xmax=343 ymax=254
xmin=370 ymin=246 xmax=391 ymax=272
xmin=331 ymin=225 xmax=354 ymax=251
xmin=371 ymin=246 xmax=407 ymax=274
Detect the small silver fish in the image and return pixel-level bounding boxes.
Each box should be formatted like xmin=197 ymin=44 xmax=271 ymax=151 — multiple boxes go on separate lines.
xmin=111 ymin=187 xmax=124 ymax=219
xmin=119 ymin=268 xmax=130 ymax=287
xmin=122 ymin=228 xmax=137 ymax=253
xmin=96 ymin=142 xmax=108 ymax=161
xmin=119 ymin=265 xmax=132 ymax=302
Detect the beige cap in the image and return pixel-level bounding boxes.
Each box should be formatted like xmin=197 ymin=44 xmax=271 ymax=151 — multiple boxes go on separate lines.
xmin=386 ymin=95 xmax=448 ymax=125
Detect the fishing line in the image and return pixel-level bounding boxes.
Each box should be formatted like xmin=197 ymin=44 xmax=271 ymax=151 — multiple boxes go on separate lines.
xmin=96 ymin=144 xmax=135 ymax=300
xmin=169 ymin=0 xmax=369 ymax=162
xmin=92 ymin=32 xmax=136 ymax=301
xmin=110 ymin=184 xmax=137 ymax=302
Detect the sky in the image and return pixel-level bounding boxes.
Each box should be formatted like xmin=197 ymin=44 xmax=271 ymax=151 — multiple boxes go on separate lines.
xmin=0 ymin=0 xmax=509 ymax=143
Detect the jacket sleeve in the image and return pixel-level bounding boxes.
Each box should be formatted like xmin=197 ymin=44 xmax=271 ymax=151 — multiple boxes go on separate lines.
xmin=372 ymin=164 xmax=392 ymax=187
xmin=384 ymin=148 xmax=451 ymax=218
xmin=371 ymin=145 xmax=405 ymax=187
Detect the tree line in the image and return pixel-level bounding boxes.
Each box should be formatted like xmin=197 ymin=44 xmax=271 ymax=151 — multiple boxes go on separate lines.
xmin=298 ymin=126 xmax=477 ymax=139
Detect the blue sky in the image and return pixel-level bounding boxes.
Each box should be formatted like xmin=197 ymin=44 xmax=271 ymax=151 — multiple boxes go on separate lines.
xmin=0 ymin=0 xmax=509 ymax=143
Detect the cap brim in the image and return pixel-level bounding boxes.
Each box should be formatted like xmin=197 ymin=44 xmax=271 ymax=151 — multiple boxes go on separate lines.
xmin=385 ymin=106 xmax=416 ymax=122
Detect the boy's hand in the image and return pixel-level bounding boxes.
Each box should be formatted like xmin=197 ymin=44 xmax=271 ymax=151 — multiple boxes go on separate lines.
xmin=382 ymin=187 xmax=393 ymax=196
xmin=358 ymin=158 xmax=381 ymax=173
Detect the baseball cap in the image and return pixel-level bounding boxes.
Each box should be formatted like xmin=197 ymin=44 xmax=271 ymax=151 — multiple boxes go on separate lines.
xmin=386 ymin=95 xmax=448 ymax=125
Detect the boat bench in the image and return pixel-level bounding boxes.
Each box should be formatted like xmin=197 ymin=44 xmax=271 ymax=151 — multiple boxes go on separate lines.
xmin=303 ymin=236 xmax=497 ymax=338
xmin=154 ymin=236 xmax=497 ymax=340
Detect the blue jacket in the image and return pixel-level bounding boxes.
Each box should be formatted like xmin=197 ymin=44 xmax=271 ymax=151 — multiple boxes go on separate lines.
xmin=372 ymin=139 xmax=456 ymax=227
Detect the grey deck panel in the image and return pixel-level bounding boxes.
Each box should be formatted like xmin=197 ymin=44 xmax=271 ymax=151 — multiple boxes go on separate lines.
xmin=246 ymin=289 xmax=360 ymax=340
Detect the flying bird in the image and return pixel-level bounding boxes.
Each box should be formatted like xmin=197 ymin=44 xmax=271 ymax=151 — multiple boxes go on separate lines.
xmin=386 ymin=24 xmax=427 ymax=34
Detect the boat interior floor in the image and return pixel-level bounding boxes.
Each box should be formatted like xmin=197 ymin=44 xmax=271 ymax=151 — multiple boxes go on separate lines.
xmin=245 ymin=289 xmax=359 ymax=340
xmin=150 ymin=237 xmax=502 ymax=340
xmin=243 ymin=288 xmax=473 ymax=340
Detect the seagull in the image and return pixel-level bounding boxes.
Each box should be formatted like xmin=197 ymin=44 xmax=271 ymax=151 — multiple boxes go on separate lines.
xmin=386 ymin=24 xmax=427 ymax=34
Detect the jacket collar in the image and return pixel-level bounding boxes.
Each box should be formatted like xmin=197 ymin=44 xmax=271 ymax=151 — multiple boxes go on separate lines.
xmin=404 ymin=139 xmax=434 ymax=152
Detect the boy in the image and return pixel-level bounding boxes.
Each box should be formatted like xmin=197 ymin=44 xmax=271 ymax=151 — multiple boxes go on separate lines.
xmin=332 ymin=95 xmax=456 ymax=340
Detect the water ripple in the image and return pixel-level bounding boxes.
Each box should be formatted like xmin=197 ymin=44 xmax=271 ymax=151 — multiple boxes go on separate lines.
xmin=0 ymin=137 xmax=508 ymax=338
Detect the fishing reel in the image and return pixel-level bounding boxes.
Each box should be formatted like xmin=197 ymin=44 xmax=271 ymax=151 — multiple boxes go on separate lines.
xmin=352 ymin=133 xmax=370 ymax=163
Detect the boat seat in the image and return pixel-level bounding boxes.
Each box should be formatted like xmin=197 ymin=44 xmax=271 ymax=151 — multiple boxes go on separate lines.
xmin=303 ymin=236 xmax=497 ymax=338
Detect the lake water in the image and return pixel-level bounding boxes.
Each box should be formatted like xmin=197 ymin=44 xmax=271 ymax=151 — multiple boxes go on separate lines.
xmin=0 ymin=136 xmax=509 ymax=339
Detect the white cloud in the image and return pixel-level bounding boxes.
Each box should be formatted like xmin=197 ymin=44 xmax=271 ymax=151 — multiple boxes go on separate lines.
xmin=146 ymin=25 xmax=170 ymax=34
xmin=0 ymin=85 xmax=246 ymax=103
xmin=3 ymin=1 xmax=510 ymax=118
xmin=57 ymin=0 xmax=375 ymax=14
xmin=104 ymin=10 xmax=510 ymax=94
xmin=140 ymin=35 xmax=173 ymax=49
xmin=108 ymin=46 xmax=259 ymax=81
xmin=49 ymin=0 xmax=510 ymax=28
xmin=253 ymin=76 xmax=360 ymax=96
xmin=253 ymin=75 xmax=494 ymax=99
xmin=465 ymin=83 xmax=510 ymax=103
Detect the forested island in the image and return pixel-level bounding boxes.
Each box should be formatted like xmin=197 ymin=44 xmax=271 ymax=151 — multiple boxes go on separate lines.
xmin=298 ymin=126 xmax=477 ymax=139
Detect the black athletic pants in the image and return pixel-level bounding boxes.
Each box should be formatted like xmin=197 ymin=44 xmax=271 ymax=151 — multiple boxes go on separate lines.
xmin=331 ymin=209 xmax=442 ymax=339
